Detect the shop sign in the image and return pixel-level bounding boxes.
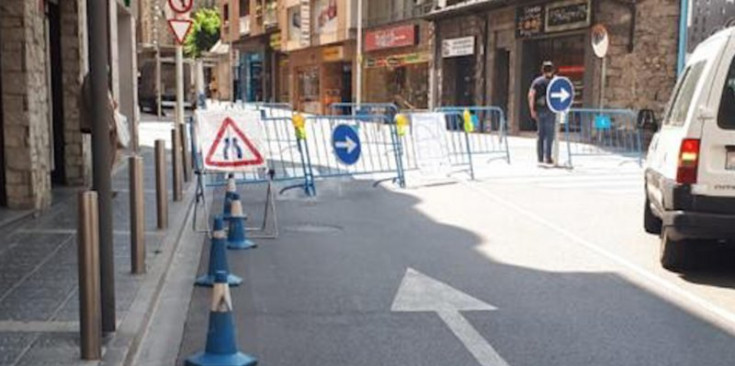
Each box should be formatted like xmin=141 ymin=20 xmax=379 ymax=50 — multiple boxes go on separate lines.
xmin=299 ymin=0 xmax=311 ymax=47
xmin=516 ymin=4 xmax=544 ymax=38
xmin=545 ymin=0 xmax=591 ymax=33
xmin=442 ymin=36 xmax=474 ymax=58
xmin=313 ymin=0 xmax=338 ymax=35
xmin=365 ymin=25 xmax=417 ymax=52
xmin=322 ymin=46 xmax=344 ymax=62
xmin=365 ymin=53 xmax=429 ymax=68
xmin=270 ymin=32 xmax=282 ymax=51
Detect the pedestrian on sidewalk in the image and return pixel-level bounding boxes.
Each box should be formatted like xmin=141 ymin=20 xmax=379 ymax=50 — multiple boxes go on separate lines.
xmin=528 ymin=61 xmax=557 ymax=166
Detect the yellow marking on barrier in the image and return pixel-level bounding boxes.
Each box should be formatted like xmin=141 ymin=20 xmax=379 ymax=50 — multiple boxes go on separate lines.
xmin=292 ymin=113 xmax=307 ymax=140
xmin=463 ymin=109 xmax=475 ymax=133
xmin=395 ymin=114 xmax=409 ymax=137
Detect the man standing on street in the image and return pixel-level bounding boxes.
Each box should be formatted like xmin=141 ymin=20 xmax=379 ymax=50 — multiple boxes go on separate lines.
xmin=528 ymin=61 xmax=557 ymax=166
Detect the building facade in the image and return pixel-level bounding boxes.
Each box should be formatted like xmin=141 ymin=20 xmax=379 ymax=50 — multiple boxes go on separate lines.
xmin=0 ymin=0 xmax=137 ymax=210
xmin=428 ymin=0 xmax=681 ymax=133
xmin=362 ymin=0 xmax=433 ymax=110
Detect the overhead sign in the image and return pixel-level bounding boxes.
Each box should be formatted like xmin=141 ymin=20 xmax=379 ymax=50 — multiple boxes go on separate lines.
xmin=168 ymin=19 xmax=193 ymax=45
xmin=516 ymin=4 xmax=545 ymax=38
xmin=365 ymin=25 xmax=417 ymax=52
xmin=322 ymin=46 xmax=344 ymax=62
xmin=546 ymin=77 xmax=575 ymax=113
xmin=545 ymin=0 xmax=591 ymax=33
xmin=442 ymin=36 xmax=474 ymax=58
xmin=365 ymin=52 xmax=429 ymax=69
xmin=197 ymin=111 xmax=268 ymax=172
xmin=591 ymin=24 xmax=609 ymax=58
xmin=332 ymin=125 xmax=361 ymax=166
xmin=168 ymin=0 xmax=193 ymax=14
xmin=411 ymin=113 xmax=451 ymax=176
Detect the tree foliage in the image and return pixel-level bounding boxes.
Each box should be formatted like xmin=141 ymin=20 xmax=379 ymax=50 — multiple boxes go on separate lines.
xmin=184 ymin=7 xmax=221 ymax=58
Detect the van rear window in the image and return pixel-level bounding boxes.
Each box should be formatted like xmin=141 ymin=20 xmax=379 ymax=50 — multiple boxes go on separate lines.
xmin=718 ymin=56 xmax=735 ymax=130
xmin=665 ymin=61 xmax=706 ymax=127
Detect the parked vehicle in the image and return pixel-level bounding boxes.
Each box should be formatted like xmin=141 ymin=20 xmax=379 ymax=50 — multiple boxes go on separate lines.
xmin=138 ymin=58 xmax=195 ymax=113
xmin=643 ymin=27 xmax=735 ymax=271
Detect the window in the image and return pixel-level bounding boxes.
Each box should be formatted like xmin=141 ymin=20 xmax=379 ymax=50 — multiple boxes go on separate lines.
xmin=664 ymin=61 xmax=706 ymax=126
xmin=224 ymin=4 xmax=230 ymax=22
xmin=718 ymin=55 xmax=735 ymax=130
xmin=239 ymin=0 xmax=250 ymax=17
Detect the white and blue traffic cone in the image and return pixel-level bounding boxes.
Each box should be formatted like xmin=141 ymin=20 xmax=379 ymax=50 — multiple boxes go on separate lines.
xmin=223 ymin=174 xmax=238 ymax=218
xmin=195 ymin=217 xmax=243 ymax=287
xmin=227 ymin=197 xmax=256 ymax=250
xmin=185 ymin=271 xmax=257 ymax=366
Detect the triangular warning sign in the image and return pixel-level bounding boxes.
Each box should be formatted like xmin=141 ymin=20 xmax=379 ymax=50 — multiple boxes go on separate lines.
xmin=168 ymin=19 xmax=193 ymax=45
xmin=205 ymin=117 xmax=265 ymax=168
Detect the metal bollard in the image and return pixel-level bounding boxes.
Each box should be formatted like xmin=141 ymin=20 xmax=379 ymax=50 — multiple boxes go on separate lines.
xmin=78 ymin=191 xmax=101 ymax=360
xmin=180 ymin=125 xmax=192 ymax=182
xmin=172 ymin=127 xmax=183 ymax=202
xmin=129 ymin=156 xmax=145 ymax=274
xmin=155 ymin=140 xmax=168 ymax=229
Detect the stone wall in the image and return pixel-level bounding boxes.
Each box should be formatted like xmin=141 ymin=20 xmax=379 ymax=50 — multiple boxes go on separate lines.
xmin=594 ymin=0 xmax=679 ymax=115
xmin=485 ymin=7 xmax=518 ymax=133
xmin=0 ymin=0 xmax=52 ymax=209
xmin=60 ymin=0 xmax=89 ymax=186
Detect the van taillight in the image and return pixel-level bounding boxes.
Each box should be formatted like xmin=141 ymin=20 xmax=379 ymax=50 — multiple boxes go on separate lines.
xmin=677 ymin=138 xmax=700 ymax=184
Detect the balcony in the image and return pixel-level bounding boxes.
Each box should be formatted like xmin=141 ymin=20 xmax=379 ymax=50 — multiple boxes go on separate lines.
xmin=239 ymin=16 xmax=250 ymax=35
xmin=263 ymin=2 xmax=277 ymax=29
xmin=365 ymin=2 xmax=433 ymax=28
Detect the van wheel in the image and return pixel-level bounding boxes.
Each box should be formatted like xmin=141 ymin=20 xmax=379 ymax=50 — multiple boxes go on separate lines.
xmin=660 ymin=228 xmax=689 ymax=271
xmin=644 ymin=197 xmax=662 ymax=234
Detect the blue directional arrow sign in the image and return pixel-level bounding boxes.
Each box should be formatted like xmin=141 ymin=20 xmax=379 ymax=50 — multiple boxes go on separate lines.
xmin=332 ymin=124 xmax=361 ymax=165
xmin=546 ymin=77 xmax=575 ymax=113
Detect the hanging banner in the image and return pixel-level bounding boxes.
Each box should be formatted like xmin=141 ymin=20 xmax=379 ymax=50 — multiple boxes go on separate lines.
xmin=196 ymin=110 xmax=268 ymax=172
xmin=411 ymin=113 xmax=451 ymax=176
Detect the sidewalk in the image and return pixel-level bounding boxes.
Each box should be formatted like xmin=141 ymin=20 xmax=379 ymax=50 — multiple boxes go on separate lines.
xmin=0 ymin=117 xmax=195 ymax=366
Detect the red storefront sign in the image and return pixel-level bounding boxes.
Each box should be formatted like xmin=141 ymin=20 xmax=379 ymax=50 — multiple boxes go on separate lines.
xmin=365 ymin=25 xmax=417 ymax=52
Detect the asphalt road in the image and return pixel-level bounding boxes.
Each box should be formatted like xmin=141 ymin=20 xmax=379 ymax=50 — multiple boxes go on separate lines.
xmin=177 ymin=156 xmax=735 ymax=366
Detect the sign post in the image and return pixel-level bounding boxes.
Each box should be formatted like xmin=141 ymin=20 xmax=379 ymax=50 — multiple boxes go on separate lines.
xmin=547 ymin=77 xmax=575 ymax=167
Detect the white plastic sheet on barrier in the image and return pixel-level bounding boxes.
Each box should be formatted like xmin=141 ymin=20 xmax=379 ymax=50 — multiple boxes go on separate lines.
xmin=196 ymin=110 xmax=269 ymax=172
xmin=411 ymin=113 xmax=451 ymax=176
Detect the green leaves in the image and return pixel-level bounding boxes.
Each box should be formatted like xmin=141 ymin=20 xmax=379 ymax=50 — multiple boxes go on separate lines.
xmin=184 ymin=7 xmax=222 ymax=58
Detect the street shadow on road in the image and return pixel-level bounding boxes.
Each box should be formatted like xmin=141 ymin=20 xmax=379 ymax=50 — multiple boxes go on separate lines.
xmin=177 ymin=174 xmax=735 ymax=366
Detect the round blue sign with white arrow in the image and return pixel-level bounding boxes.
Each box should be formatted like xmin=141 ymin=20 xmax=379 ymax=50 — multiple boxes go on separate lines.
xmin=332 ymin=124 xmax=361 ymax=165
xmin=546 ymin=77 xmax=575 ymax=113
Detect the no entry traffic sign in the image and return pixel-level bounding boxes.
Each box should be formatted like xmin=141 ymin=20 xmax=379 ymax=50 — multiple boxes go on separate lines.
xmin=168 ymin=0 xmax=194 ymax=14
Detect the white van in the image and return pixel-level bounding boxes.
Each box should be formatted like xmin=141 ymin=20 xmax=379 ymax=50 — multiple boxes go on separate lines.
xmin=643 ymin=27 xmax=735 ymax=271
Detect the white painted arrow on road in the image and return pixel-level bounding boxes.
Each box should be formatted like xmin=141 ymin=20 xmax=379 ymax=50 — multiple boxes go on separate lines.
xmin=335 ymin=136 xmax=358 ymax=154
xmin=551 ymin=88 xmax=571 ymax=103
xmin=391 ymin=268 xmax=510 ymax=366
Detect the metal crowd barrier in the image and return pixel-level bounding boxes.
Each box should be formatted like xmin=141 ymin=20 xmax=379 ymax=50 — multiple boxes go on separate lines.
xmin=562 ymin=108 xmax=643 ymax=167
xmin=434 ymin=106 xmax=511 ymax=179
xmin=328 ymin=103 xmax=399 ymax=121
xmin=304 ymin=114 xmax=406 ymax=188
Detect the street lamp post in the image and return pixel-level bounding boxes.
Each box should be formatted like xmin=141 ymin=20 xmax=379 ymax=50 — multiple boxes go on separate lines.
xmin=356 ymin=0 xmax=363 ymax=111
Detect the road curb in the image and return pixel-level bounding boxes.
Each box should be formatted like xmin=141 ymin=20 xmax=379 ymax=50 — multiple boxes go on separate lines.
xmin=98 ymin=181 xmax=200 ymax=366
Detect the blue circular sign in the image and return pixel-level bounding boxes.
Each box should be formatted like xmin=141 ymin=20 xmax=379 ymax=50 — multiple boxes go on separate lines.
xmin=546 ymin=77 xmax=575 ymax=113
xmin=332 ymin=124 xmax=361 ymax=165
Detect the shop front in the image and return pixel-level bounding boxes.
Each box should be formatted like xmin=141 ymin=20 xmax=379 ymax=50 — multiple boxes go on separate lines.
xmin=515 ymin=0 xmax=592 ymax=131
xmin=289 ymin=42 xmax=355 ymax=114
xmin=363 ymin=22 xmax=430 ymax=110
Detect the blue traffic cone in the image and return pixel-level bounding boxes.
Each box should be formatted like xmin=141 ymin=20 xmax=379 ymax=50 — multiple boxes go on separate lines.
xmin=195 ymin=217 xmax=243 ymax=287
xmin=223 ymin=175 xmax=237 ymax=218
xmin=185 ymin=271 xmax=258 ymax=366
xmin=227 ymin=198 xmax=256 ymax=250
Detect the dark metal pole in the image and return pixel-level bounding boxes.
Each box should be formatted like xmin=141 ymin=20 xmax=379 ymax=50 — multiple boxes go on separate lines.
xmin=155 ymin=140 xmax=169 ymax=229
xmin=87 ymin=0 xmax=115 ymax=333
xmin=129 ymin=156 xmax=145 ymax=274
xmin=78 ymin=191 xmax=101 ymax=360
xmin=172 ymin=128 xmax=183 ymax=201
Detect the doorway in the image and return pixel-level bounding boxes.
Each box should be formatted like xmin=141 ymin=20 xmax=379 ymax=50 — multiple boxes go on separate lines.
xmin=519 ymin=34 xmax=586 ymax=131
xmin=492 ymin=49 xmax=510 ymax=115
xmin=48 ymin=1 xmax=66 ymax=184
xmin=455 ymin=56 xmax=475 ymax=106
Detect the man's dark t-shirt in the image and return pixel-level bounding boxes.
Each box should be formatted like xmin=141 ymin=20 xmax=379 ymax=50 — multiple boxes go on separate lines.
xmin=530 ymin=76 xmax=552 ymax=112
